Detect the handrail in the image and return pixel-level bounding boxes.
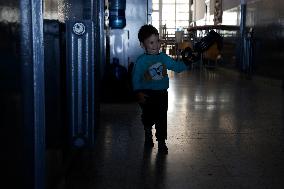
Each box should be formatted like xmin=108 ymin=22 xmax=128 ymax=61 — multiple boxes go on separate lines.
xmin=187 ymin=25 xmax=240 ymax=32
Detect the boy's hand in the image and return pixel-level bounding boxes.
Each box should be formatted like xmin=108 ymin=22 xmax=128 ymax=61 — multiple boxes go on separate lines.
xmin=136 ymin=92 xmax=148 ymax=104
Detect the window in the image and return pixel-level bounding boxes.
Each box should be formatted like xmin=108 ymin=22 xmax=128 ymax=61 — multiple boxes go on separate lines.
xmin=151 ymin=0 xmax=191 ymax=37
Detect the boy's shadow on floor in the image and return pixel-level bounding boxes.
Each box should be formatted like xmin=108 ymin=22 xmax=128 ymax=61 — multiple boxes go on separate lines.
xmin=140 ymin=147 xmax=167 ymax=189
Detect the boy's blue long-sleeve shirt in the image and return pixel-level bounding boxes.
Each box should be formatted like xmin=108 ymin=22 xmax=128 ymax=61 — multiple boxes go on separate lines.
xmin=132 ymin=52 xmax=187 ymax=92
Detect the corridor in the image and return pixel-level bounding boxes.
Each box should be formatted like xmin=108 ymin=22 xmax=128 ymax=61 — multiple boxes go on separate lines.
xmin=62 ymin=70 xmax=284 ymax=189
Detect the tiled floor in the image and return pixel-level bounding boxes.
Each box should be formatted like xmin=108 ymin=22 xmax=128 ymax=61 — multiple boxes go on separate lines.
xmin=63 ymin=69 xmax=284 ymax=189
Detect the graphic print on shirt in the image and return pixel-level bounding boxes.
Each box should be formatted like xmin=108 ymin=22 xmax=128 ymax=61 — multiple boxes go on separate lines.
xmin=144 ymin=62 xmax=167 ymax=81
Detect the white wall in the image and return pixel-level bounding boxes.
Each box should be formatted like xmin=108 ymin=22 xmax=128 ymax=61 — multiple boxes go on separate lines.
xmin=109 ymin=0 xmax=148 ymax=68
xmin=193 ymin=0 xmax=224 ymax=25
xmin=193 ymin=0 xmax=206 ymax=21
xmin=124 ymin=0 xmax=148 ymax=64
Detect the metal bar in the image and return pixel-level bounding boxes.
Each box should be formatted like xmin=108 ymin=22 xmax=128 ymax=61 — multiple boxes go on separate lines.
xmin=20 ymin=0 xmax=45 ymax=188
xmin=77 ymin=38 xmax=83 ymax=134
xmin=85 ymin=33 xmax=89 ymax=137
xmin=66 ymin=21 xmax=95 ymax=148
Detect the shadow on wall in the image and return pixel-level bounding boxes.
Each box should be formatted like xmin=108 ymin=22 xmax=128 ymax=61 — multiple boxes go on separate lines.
xmin=101 ymin=58 xmax=135 ymax=103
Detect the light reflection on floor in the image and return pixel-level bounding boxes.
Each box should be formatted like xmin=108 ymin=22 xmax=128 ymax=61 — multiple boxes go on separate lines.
xmin=64 ymin=70 xmax=284 ymax=189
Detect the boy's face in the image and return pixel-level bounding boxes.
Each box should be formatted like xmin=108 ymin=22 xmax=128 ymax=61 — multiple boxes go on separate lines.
xmin=141 ymin=34 xmax=160 ymax=55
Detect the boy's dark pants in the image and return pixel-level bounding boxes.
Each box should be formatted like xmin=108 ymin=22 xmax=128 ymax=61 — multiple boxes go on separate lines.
xmin=139 ymin=90 xmax=168 ymax=141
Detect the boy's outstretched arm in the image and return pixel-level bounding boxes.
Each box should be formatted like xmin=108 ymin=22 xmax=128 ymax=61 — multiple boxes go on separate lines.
xmin=162 ymin=53 xmax=188 ymax=73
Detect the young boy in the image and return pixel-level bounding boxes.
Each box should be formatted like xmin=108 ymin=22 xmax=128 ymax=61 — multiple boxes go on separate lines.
xmin=132 ymin=24 xmax=189 ymax=154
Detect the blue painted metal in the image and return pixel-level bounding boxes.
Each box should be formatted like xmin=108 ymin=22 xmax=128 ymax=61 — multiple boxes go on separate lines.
xmin=96 ymin=0 xmax=106 ymax=78
xmin=90 ymin=0 xmax=103 ymax=131
xmin=20 ymin=0 xmax=45 ymax=188
xmin=66 ymin=20 xmax=95 ymax=148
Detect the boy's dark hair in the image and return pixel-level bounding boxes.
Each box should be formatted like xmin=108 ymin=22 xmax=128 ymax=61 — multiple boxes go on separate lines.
xmin=138 ymin=24 xmax=159 ymax=43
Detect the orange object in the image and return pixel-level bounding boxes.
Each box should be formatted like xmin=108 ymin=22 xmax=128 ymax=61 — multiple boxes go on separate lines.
xmin=203 ymin=42 xmax=220 ymax=60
